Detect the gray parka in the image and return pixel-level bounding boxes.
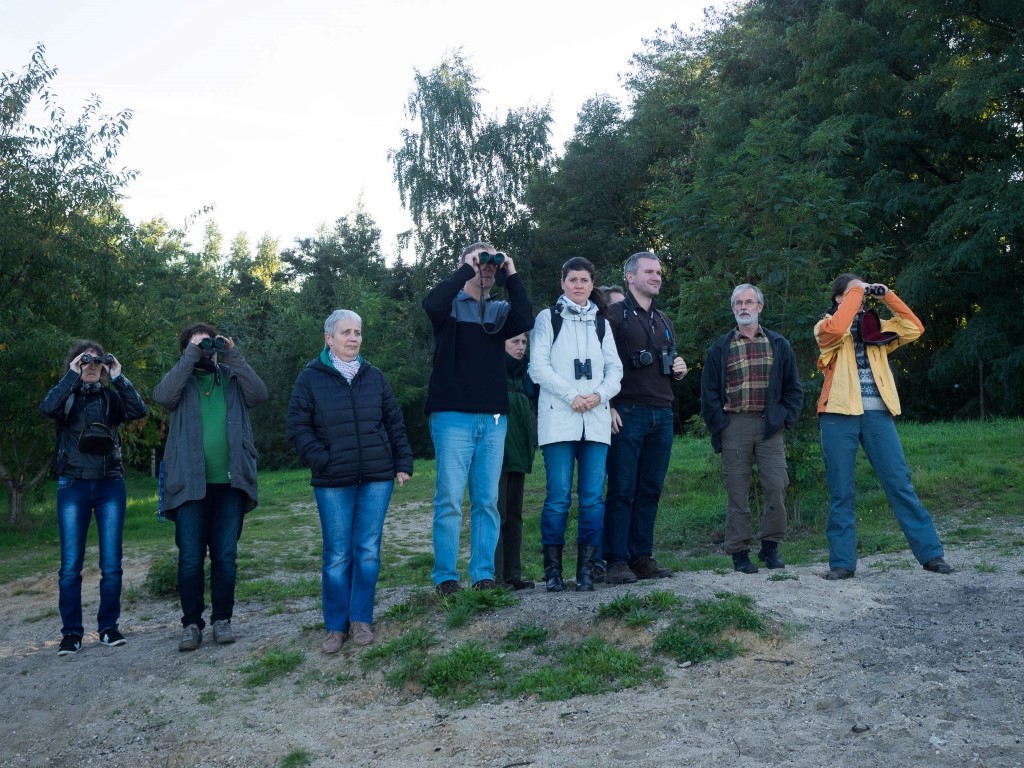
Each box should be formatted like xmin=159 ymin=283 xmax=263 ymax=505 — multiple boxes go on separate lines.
xmin=153 ymin=343 xmax=268 ymax=519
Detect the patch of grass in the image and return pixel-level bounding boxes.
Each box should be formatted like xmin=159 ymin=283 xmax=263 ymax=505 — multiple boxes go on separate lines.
xmin=362 ymin=627 xmax=435 ymax=689
xmin=380 ymin=591 xmax=435 ymax=623
xmin=279 ymin=748 xmax=312 ymax=768
xmin=597 ymin=590 xmax=679 ymax=621
xmin=502 ymin=624 xmax=549 ymax=652
xmin=197 ymin=690 xmax=218 ymax=705
xmin=974 ymin=561 xmax=998 ymax=573
xmin=510 ymin=637 xmax=661 ymax=701
xmin=767 ymin=572 xmax=798 ymax=582
xmin=143 ymin=551 xmax=180 ymax=597
xmin=874 ymin=559 xmax=914 ymax=572
xmin=240 ymin=646 xmax=305 ymax=688
xmin=436 ymin=586 xmax=516 ymax=629
xmin=652 ymin=591 xmax=770 ymax=665
xmin=235 ymin=576 xmax=321 ymax=603
xmin=623 ymin=609 xmax=654 ymax=628
xmin=421 ymin=642 xmax=505 ymax=706
xmin=944 ymin=526 xmax=991 ymax=545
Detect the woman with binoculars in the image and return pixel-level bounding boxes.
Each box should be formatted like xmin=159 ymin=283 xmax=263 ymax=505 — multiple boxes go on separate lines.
xmin=40 ymin=340 xmax=147 ymax=655
xmin=529 ymin=257 xmax=622 ymax=592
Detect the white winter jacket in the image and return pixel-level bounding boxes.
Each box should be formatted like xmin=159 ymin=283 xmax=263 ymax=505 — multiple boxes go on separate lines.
xmin=530 ymin=297 xmax=623 ymax=446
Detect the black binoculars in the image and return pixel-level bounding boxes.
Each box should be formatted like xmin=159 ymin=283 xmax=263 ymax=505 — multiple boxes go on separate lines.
xmin=864 ymin=285 xmax=887 ymax=296
xmin=478 ymin=251 xmax=506 ymax=266
xmin=198 ymin=337 xmax=228 ymax=351
xmin=659 ymin=346 xmax=677 ymax=376
xmin=81 ymin=353 xmax=114 ymax=365
xmin=574 ymin=358 xmax=593 ymax=380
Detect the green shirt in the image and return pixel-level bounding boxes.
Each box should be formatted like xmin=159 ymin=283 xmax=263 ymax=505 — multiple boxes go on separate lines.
xmin=195 ymin=372 xmax=230 ymax=483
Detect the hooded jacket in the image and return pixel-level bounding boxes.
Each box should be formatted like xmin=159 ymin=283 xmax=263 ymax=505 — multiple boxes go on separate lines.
xmin=287 ymin=350 xmax=413 ymax=487
xmin=529 ymin=298 xmax=623 ymax=446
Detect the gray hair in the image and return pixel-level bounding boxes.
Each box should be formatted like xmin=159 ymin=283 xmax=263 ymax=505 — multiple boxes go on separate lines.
xmin=324 ymin=309 xmax=362 ymax=336
xmin=461 ymin=241 xmax=495 ymax=260
xmin=623 ymin=251 xmax=660 ymax=280
xmin=730 ymin=284 xmax=764 ymax=306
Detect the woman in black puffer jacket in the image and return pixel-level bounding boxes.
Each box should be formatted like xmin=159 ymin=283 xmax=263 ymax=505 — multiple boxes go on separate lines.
xmin=287 ymin=310 xmax=413 ymax=653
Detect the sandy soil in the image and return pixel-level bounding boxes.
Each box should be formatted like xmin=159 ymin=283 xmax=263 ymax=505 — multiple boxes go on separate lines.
xmin=2 ymin=508 xmax=1023 ymax=768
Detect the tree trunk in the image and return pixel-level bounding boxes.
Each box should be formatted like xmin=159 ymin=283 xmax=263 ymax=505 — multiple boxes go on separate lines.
xmin=5 ymin=480 xmax=27 ymax=526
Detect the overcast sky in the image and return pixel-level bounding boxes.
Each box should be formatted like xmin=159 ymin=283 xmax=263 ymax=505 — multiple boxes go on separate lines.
xmin=4 ymin=0 xmax=724 ymax=257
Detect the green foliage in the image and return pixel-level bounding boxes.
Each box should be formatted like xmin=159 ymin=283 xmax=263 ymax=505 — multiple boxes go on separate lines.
xmin=420 ymin=642 xmax=505 ymax=706
xmin=501 ymin=624 xmax=549 ymax=652
xmin=143 ymin=551 xmax=179 ymax=597
xmin=239 ymin=647 xmax=305 ymax=688
xmin=279 ymin=749 xmax=312 ymax=768
xmin=651 ymin=592 xmax=768 ymax=664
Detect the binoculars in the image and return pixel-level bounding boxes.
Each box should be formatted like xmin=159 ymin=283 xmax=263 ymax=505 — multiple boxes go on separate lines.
xmin=864 ymin=285 xmax=887 ymax=296
xmin=574 ymin=358 xmax=593 ymax=380
xmin=81 ymin=353 xmax=114 ymax=365
xmin=198 ymin=337 xmax=228 ymax=351
xmin=478 ymin=251 xmax=506 ymax=266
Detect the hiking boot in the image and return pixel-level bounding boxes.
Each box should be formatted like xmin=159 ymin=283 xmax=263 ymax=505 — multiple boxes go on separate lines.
xmin=322 ymin=630 xmax=345 ymax=654
xmin=732 ymin=550 xmax=759 ymax=574
xmin=825 ymin=567 xmax=855 ymax=581
xmin=631 ymin=555 xmax=673 ymax=580
xmin=57 ymin=633 xmax=83 ymax=656
xmin=99 ymin=627 xmax=127 ymax=647
xmin=212 ymin=620 xmax=236 ymax=645
xmin=543 ymin=545 xmax=564 ymax=592
xmin=472 ymin=579 xmax=497 ymax=590
xmin=576 ymin=544 xmax=599 ymax=592
xmin=435 ymin=580 xmax=462 ymax=596
xmin=592 ymin=562 xmax=607 ymax=584
xmin=757 ymin=540 xmax=786 ymax=570
xmin=504 ymin=577 xmax=535 ymax=591
xmin=923 ymin=557 xmax=952 ymax=574
xmin=350 ymin=621 xmax=374 ymax=646
xmin=605 ymin=562 xmax=638 ymax=584
xmin=178 ymin=624 xmax=202 ymax=652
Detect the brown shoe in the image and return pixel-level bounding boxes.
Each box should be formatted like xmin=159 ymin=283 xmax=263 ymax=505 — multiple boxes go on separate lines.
xmin=436 ymin=579 xmax=462 ymax=596
xmin=605 ymin=562 xmax=638 ymax=584
xmin=472 ymin=579 xmax=497 ymax=590
xmin=631 ymin=555 xmax=673 ymax=579
xmin=322 ymin=630 xmax=345 ymax=654
xmin=350 ymin=622 xmax=374 ymax=646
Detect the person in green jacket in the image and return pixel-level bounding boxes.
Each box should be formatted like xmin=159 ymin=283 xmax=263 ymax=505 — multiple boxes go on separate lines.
xmin=495 ymin=332 xmax=537 ymax=589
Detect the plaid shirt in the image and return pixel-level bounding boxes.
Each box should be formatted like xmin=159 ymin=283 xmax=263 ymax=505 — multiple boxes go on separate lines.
xmin=724 ymin=327 xmax=773 ymax=413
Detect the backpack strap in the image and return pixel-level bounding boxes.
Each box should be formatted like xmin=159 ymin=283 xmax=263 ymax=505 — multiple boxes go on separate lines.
xmin=549 ymin=304 xmax=605 ymax=344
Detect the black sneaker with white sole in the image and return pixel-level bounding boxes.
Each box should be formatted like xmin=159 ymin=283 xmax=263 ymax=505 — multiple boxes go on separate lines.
xmin=58 ymin=633 xmax=83 ymax=656
xmin=99 ymin=627 xmax=127 ymax=647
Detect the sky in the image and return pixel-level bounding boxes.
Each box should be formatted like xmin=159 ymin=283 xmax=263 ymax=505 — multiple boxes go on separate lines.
xmin=4 ymin=0 xmax=723 ymax=258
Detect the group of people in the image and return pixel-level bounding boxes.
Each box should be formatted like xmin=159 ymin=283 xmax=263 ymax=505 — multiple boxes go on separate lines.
xmin=42 ymin=244 xmax=950 ymax=659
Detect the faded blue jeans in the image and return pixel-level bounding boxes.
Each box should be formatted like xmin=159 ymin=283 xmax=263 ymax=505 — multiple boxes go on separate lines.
xmin=820 ymin=411 xmax=944 ymax=571
xmin=57 ymin=476 xmax=127 ymax=636
xmin=540 ymin=440 xmax=607 ymax=547
xmin=314 ymin=482 xmax=393 ymax=632
xmin=429 ymin=411 xmax=506 ymax=586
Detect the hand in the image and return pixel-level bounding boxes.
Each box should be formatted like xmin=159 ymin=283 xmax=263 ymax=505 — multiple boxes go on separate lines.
xmin=571 ymin=395 xmax=588 ymax=413
xmin=395 ymin=472 xmax=411 ymax=487
xmin=189 ymin=332 xmax=210 ymax=347
xmin=579 ymin=393 xmax=601 ymax=411
xmin=108 ymin=354 xmax=122 ymax=379
xmin=70 ymin=352 xmax=85 ymax=374
xmin=500 ymin=253 xmax=517 ymax=276
xmin=610 ymin=407 xmax=622 ymax=435
xmin=867 ymin=283 xmax=889 ymax=297
xmin=216 ymin=335 xmax=235 ymax=350
xmin=671 ymin=357 xmax=687 ymax=379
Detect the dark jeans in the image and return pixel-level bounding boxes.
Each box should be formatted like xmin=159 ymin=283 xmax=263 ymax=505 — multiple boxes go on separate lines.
xmin=495 ymin=471 xmax=526 ymax=583
xmin=603 ymin=404 xmax=674 ymax=566
xmin=57 ymin=476 xmax=126 ymax=635
xmin=173 ymin=484 xmax=245 ymax=629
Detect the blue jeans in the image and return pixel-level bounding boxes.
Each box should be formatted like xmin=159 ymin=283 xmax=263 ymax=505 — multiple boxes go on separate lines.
xmin=57 ymin=476 xmax=126 ymax=636
xmin=314 ymin=482 xmax=393 ymax=631
xmin=540 ymin=441 xmax=607 ymax=547
xmin=429 ymin=411 xmax=506 ymax=585
xmin=820 ymin=411 xmax=944 ymax=571
xmin=173 ymin=484 xmax=246 ymax=629
xmin=603 ymin=404 xmax=674 ymax=566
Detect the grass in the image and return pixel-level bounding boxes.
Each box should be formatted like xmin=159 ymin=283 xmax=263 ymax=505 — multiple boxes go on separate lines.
xmin=239 ymin=646 xmax=305 ymax=688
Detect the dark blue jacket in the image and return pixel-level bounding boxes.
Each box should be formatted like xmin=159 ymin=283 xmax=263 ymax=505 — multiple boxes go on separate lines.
xmin=287 ymin=352 xmax=413 ymax=487
xmin=700 ymin=327 xmax=804 ymax=453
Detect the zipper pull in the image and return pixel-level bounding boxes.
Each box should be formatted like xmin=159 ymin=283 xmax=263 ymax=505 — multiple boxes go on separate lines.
xmin=493 ymin=414 xmax=499 ymax=426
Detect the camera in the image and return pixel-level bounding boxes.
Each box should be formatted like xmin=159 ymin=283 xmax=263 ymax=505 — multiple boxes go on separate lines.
xmin=659 ymin=346 xmax=677 ymax=376
xmin=630 ymin=349 xmax=654 ymax=369
xmin=574 ymin=358 xmax=593 ymax=380
xmin=477 ymin=251 xmax=506 ymax=266
xmin=198 ymin=337 xmax=228 ymax=351
xmin=81 ymin=353 xmax=114 ymax=365
xmin=864 ymin=285 xmax=887 ymax=296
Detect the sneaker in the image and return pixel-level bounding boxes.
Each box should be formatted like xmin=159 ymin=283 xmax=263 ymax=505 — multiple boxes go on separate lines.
xmin=605 ymin=562 xmax=638 ymax=584
xmin=472 ymin=579 xmax=497 ymax=590
xmin=631 ymin=555 xmax=673 ymax=579
xmin=592 ymin=563 xmax=607 ymax=584
xmin=178 ymin=624 xmax=202 ymax=652
xmin=322 ymin=630 xmax=345 ymax=654
xmin=923 ymin=557 xmax=952 ymax=574
xmin=350 ymin=621 xmax=374 ymax=646
xmin=99 ymin=627 xmax=127 ymax=647
xmin=435 ymin=579 xmax=462 ymax=596
xmin=825 ymin=567 xmax=855 ymax=581
xmin=57 ymin=633 xmax=83 ymax=656
xmin=503 ymin=577 xmax=535 ymax=591
xmin=212 ymin=620 xmax=236 ymax=645
xmin=732 ymin=551 xmax=759 ymax=575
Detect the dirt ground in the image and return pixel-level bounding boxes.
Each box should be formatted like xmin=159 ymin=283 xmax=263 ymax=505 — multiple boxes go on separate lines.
xmin=2 ymin=507 xmax=1023 ymax=768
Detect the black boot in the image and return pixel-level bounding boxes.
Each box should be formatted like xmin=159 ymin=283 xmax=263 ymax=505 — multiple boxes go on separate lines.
xmin=732 ymin=550 xmax=759 ymax=574
xmin=757 ymin=540 xmax=785 ymax=569
xmin=543 ymin=545 xmax=564 ymax=592
xmin=576 ymin=544 xmax=599 ymax=592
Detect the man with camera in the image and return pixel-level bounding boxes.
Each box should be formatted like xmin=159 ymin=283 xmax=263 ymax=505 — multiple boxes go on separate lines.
xmin=422 ymin=242 xmax=534 ymax=594
xmin=602 ymin=252 xmax=687 ymax=583
xmin=700 ymin=284 xmax=804 ymax=574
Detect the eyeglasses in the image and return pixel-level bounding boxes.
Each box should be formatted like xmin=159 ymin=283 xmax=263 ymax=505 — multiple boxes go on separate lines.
xmin=733 ymin=299 xmax=761 ymax=308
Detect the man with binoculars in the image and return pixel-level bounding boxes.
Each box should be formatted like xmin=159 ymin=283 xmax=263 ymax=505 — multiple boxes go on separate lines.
xmin=422 ymin=242 xmax=534 ymax=594
xmin=602 ymin=252 xmax=688 ymax=584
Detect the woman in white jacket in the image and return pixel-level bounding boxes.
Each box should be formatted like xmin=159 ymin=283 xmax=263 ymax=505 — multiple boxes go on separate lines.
xmin=530 ymin=257 xmax=623 ymax=592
